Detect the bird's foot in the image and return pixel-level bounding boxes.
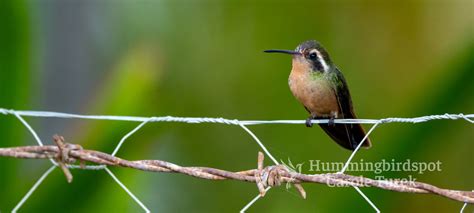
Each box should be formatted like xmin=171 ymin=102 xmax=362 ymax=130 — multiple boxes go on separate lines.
xmin=305 ymin=116 xmax=314 ymax=127
xmin=328 ymin=117 xmax=336 ymax=127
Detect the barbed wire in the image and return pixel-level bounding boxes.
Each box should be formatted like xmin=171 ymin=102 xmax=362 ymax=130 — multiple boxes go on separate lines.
xmin=1 ymin=140 xmax=473 ymax=203
xmin=0 ymin=108 xmax=473 ymax=212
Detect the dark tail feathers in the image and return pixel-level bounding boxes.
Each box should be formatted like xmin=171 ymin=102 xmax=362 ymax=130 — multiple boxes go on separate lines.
xmin=318 ymin=123 xmax=371 ymax=150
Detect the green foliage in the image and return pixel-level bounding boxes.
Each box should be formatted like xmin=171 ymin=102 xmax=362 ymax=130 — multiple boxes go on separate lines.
xmin=0 ymin=0 xmax=31 ymax=209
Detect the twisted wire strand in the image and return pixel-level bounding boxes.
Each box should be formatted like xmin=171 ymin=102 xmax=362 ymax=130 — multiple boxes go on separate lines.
xmin=1 ymin=108 xmax=472 ymax=125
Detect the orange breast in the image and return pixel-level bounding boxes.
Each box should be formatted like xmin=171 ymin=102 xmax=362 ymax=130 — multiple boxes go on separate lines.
xmin=288 ymin=58 xmax=339 ymax=117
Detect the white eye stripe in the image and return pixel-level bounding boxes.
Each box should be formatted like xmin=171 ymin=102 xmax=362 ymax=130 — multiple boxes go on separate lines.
xmin=310 ymin=49 xmax=329 ymax=72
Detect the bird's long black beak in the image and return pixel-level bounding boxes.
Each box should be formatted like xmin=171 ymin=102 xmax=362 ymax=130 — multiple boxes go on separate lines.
xmin=264 ymin=49 xmax=301 ymax=55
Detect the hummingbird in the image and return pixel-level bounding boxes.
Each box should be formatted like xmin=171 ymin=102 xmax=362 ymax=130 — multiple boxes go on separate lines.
xmin=264 ymin=40 xmax=371 ymax=150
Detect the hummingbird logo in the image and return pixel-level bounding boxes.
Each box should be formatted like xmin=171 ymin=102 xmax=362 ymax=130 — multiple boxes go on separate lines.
xmin=280 ymin=158 xmax=304 ymax=190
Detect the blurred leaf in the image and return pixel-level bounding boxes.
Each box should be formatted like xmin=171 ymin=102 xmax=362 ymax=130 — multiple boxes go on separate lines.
xmin=22 ymin=43 xmax=163 ymax=212
xmin=0 ymin=0 xmax=31 ymax=210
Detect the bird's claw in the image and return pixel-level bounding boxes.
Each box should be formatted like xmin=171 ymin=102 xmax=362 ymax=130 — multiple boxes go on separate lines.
xmin=328 ymin=117 xmax=335 ymax=126
xmin=305 ymin=117 xmax=313 ymax=127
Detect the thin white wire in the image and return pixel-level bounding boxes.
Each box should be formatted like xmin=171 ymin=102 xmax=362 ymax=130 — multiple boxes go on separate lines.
xmin=338 ymin=123 xmax=381 ymax=210
xmin=111 ymin=118 xmax=153 ymax=156
xmin=105 ymin=167 xmax=150 ymax=213
xmin=12 ymin=111 xmax=58 ymax=166
xmin=1 ymin=108 xmax=472 ymax=125
xmin=339 ymin=122 xmax=381 ymax=174
xmin=353 ymin=186 xmax=380 ymax=212
xmin=460 ymin=190 xmax=473 ymax=212
xmin=237 ymin=123 xmax=278 ymax=210
xmin=238 ymin=123 xmax=279 ymax=165
xmin=460 ymin=202 xmax=468 ymax=212
xmin=240 ymin=187 xmax=271 ymax=213
xmin=12 ymin=166 xmax=56 ymax=213
xmin=12 ymin=112 xmax=44 ymax=146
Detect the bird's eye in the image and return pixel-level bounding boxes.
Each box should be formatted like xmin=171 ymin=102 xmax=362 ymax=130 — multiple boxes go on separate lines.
xmin=309 ymin=52 xmax=317 ymax=60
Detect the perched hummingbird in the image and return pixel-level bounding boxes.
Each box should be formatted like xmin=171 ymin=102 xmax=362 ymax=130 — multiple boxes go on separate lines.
xmin=265 ymin=40 xmax=371 ymax=150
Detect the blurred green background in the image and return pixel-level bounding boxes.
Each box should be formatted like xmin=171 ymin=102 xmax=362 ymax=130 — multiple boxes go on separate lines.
xmin=0 ymin=0 xmax=473 ymax=212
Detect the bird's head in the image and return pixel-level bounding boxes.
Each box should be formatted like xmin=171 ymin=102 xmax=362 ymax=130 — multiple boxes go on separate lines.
xmin=265 ymin=40 xmax=332 ymax=73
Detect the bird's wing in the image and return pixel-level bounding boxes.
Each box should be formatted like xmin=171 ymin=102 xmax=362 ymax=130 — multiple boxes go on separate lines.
xmin=320 ymin=68 xmax=370 ymax=150
xmin=333 ymin=67 xmax=355 ymax=119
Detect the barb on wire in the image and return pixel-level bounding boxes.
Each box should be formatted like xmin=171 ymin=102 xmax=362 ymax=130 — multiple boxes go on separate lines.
xmin=0 ymin=140 xmax=473 ymax=204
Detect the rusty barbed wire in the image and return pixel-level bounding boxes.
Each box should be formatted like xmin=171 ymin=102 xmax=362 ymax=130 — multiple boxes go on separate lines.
xmin=1 ymin=135 xmax=472 ymax=204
